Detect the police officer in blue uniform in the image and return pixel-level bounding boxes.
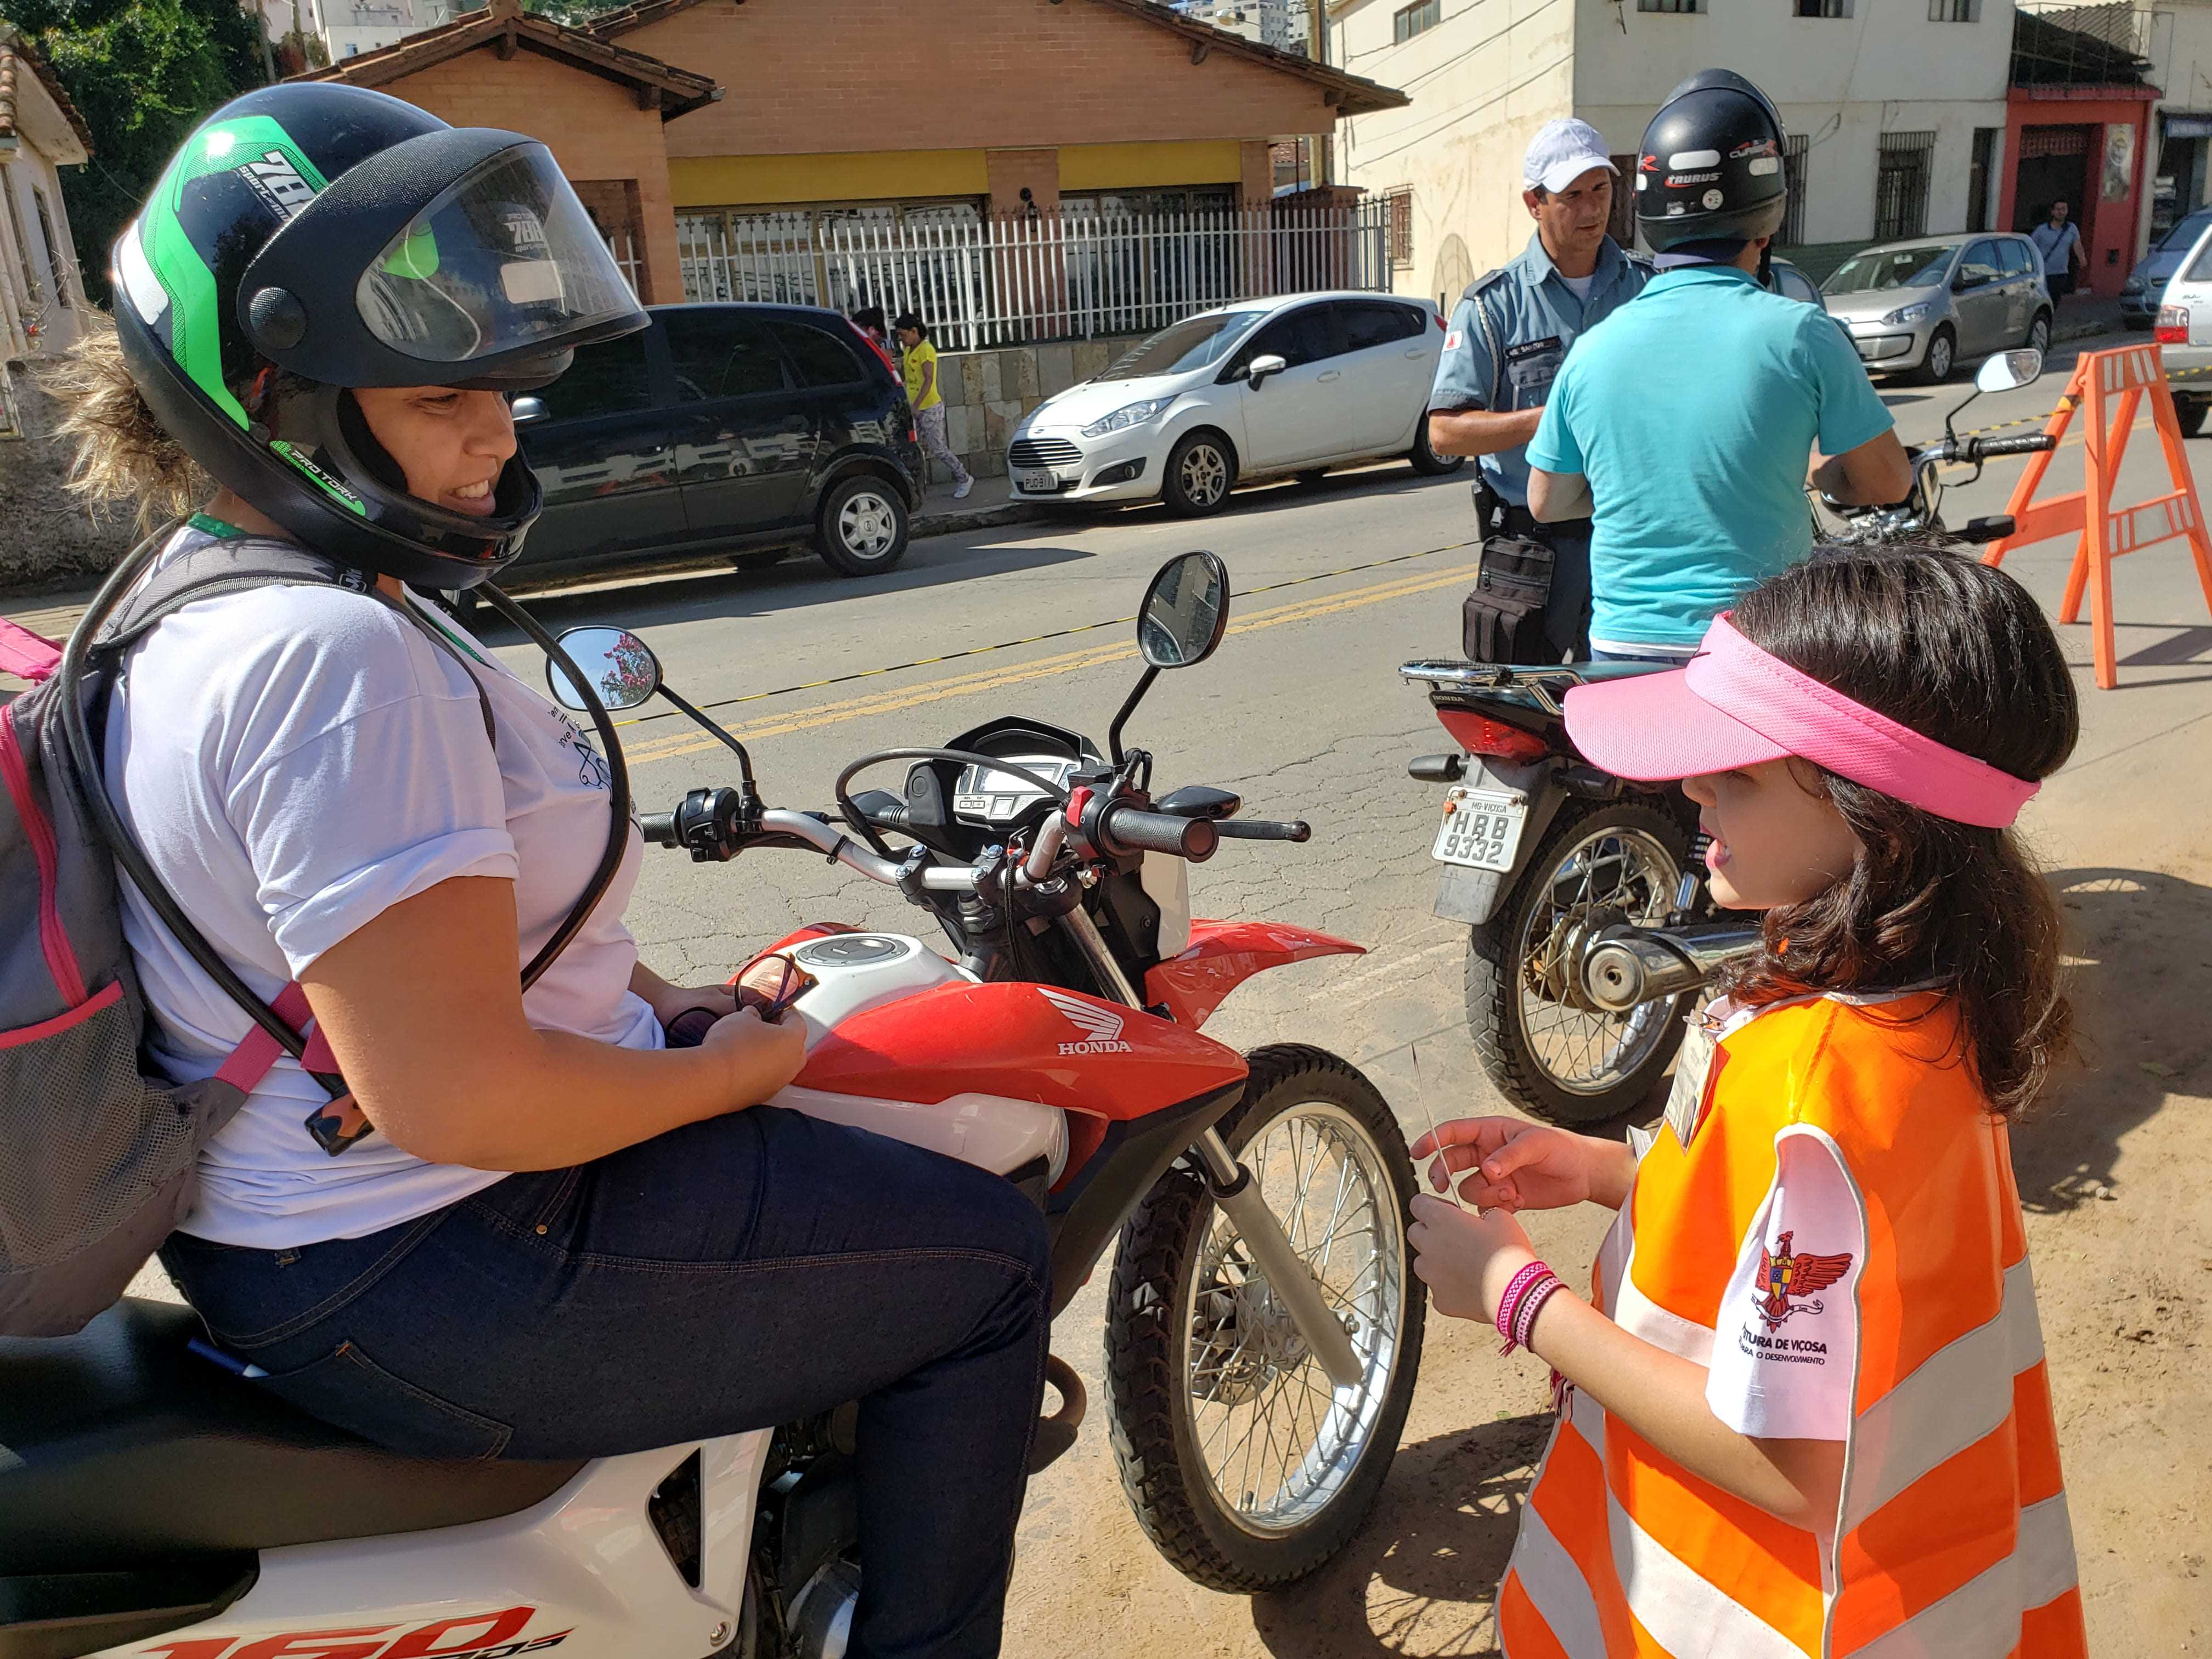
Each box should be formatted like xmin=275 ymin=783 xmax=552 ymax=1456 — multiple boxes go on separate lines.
xmin=1429 ymin=119 xmax=1652 ymax=659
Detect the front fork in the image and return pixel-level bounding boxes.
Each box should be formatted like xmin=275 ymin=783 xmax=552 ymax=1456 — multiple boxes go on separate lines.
xmin=1057 ymin=906 xmax=1366 ymax=1391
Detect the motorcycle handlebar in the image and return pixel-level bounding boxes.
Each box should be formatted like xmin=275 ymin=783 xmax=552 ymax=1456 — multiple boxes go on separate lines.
xmin=1099 ymin=804 xmax=1220 ymax=861
xmin=640 ymin=811 xmax=678 ymax=847
xmin=1918 ymin=432 xmax=2058 ymax=467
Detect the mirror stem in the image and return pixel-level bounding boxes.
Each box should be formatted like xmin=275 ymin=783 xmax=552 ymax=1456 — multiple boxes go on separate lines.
xmin=1107 ymin=665 xmax=1160 ymax=765
xmin=654 ymin=683 xmax=758 ymax=792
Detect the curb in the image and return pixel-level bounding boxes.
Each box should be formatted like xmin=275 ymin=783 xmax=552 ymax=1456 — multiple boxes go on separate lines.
xmin=911 ymin=500 xmax=1045 ymax=539
xmin=2052 ymin=319 xmax=2117 ymax=346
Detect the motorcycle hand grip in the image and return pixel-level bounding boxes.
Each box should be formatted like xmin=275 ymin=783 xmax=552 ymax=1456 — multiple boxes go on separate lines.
xmin=640 ymin=811 xmax=679 ymax=847
xmin=1099 ymin=804 xmax=1220 ymax=861
xmin=1215 ymin=818 xmax=1312 ymax=843
xmin=1966 ymin=433 xmax=2058 ymax=460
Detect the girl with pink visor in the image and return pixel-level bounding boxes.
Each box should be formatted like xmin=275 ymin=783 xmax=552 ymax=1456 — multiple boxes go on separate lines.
xmin=1408 ymin=546 xmax=2090 ymax=1657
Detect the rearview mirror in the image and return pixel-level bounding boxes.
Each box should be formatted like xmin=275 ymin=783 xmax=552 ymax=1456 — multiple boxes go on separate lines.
xmin=1976 ymin=348 xmax=2043 ymax=394
xmin=511 ymin=395 xmax=548 ymax=426
xmin=1137 ymin=551 xmax=1231 ymax=669
xmin=548 ymin=625 xmax=662 ymax=712
xmin=1245 ymin=353 xmax=1287 ymax=389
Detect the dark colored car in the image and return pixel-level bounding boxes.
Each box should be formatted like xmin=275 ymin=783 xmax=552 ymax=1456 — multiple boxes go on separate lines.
xmin=460 ymin=302 xmax=923 ymax=607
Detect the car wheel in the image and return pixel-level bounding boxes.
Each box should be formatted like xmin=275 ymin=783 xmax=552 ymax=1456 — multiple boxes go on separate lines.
xmin=1914 ymin=325 xmax=1957 ymax=386
xmin=2027 ymin=309 xmax=2052 ymax=354
xmin=1406 ymin=413 xmax=1465 ymax=477
xmin=1163 ymin=431 xmax=1236 ymax=516
xmin=815 ymin=474 xmax=910 ymax=577
xmin=2178 ymin=398 xmax=2209 ymax=438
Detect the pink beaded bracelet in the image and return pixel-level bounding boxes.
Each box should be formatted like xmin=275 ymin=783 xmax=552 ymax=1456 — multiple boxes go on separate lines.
xmin=1495 ymin=1261 xmax=1559 ymax=1356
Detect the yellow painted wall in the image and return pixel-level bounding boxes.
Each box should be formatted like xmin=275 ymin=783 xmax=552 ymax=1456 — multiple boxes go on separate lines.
xmin=673 ymin=141 xmax=1248 ymax=210
xmin=670 ymin=150 xmax=990 ymax=209
xmin=1059 ymin=140 xmax=1244 ymax=191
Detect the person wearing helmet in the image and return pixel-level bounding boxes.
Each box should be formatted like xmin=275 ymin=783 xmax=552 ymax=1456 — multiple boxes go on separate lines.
xmin=1524 ymin=70 xmax=1911 ymax=664
xmin=52 ymin=84 xmax=1047 ymax=1657
xmin=1428 ymin=117 xmax=1653 ymax=659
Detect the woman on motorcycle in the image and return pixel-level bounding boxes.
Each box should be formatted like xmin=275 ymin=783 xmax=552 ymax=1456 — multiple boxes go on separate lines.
xmin=1406 ymin=547 xmax=2086 ymax=1654
xmin=52 ymin=84 xmax=1047 ymax=1659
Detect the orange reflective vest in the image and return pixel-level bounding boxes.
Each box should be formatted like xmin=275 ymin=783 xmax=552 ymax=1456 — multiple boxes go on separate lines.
xmin=1499 ymin=992 xmax=2086 ymax=1658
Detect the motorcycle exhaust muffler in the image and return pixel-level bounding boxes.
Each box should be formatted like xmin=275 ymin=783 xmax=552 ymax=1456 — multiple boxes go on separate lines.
xmin=1578 ymin=922 xmax=1763 ymax=1013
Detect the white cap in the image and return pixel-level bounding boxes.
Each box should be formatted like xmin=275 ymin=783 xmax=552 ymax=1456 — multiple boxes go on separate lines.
xmin=1523 ymin=118 xmax=1617 ymax=194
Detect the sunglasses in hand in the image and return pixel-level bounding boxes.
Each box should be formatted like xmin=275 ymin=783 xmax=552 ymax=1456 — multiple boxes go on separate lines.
xmin=738 ymin=952 xmax=816 ymax=1024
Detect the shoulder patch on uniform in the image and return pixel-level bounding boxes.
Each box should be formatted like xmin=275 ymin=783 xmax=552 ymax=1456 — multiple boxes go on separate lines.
xmin=1443 ymin=329 xmax=1463 ymax=351
xmin=1463 ymin=267 xmax=1513 ymax=302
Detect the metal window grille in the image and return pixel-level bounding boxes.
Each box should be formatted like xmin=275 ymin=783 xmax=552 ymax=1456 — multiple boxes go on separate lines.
xmin=1875 ymin=132 xmax=1937 ymax=242
xmin=675 ymin=198 xmax=1395 ymax=351
xmin=1796 ymin=0 xmax=1852 ymax=16
xmin=1637 ymin=0 xmax=1703 ymax=13
xmin=1386 ymin=189 xmax=1414 ymax=266
xmin=1393 ymin=0 xmax=1441 ymax=41
xmin=1927 ymin=0 xmax=1977 ymax=19
xmin=1780 ymin=133 xmax=1809 ymax=246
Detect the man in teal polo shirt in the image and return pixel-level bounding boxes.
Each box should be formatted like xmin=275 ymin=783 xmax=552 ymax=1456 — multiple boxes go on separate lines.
xmin=1527 ymin=70 xmax=1910 ymax=661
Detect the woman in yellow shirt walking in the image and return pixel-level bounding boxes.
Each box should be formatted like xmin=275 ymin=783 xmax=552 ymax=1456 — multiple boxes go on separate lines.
xmin=896 ymin=312 xmax=973 ymax=500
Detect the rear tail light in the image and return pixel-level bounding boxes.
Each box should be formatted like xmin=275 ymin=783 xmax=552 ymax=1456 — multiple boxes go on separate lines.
xmin=2157 ymin=305 xmax=2190 ymax=346
xmin=1435 ymin=707 xmax=1550 ymax=764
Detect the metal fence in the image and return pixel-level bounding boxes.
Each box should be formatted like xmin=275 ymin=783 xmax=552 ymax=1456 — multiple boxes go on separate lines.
xmin=675 ymin=200 xmax=1395 ymax=350
xmin=1875 ymin=132 xmax=1937 ymax=243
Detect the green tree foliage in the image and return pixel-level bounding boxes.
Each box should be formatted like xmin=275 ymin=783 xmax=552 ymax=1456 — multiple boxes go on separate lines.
xmin=5 ymin=0 xmax=266 ymax=302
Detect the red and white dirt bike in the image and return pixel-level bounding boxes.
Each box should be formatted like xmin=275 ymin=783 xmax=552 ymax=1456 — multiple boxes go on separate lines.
xmin=1 ymin=553 xmax=1424 ymax=1659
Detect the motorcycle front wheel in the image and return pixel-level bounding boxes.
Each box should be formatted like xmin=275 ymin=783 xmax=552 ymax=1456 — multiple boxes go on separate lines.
xmin=1104 ymin=1045 xmax=1424 ymax=1592
xmin=1465 ymin=798 xmax=1692 ymax=1126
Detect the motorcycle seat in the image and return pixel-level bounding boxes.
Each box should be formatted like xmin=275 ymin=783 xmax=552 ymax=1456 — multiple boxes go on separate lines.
xmin=0 ymin=1299 xmax=586 ymax=1575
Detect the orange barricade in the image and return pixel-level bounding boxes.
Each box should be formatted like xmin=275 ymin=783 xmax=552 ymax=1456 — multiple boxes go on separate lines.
xmin=1982 ymin=342 xmax=2212 ymax=689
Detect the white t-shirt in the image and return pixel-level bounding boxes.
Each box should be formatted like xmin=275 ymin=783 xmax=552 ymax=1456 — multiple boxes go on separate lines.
xmin=106 ymin=529 xmax=659 ymax=1248
xmin=1559 ymin=270 xmax=1598 ymax=304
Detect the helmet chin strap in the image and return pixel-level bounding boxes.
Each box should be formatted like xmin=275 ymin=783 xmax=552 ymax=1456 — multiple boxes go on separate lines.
xmin=1757 ymin=238 xmax=1775 ymax=290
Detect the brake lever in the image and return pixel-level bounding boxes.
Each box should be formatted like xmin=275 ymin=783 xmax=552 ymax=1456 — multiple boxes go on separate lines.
xmin=1215 ymin=819 xmax=1311 ymax=843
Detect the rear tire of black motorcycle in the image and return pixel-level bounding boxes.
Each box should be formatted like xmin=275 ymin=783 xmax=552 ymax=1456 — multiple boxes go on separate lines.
xmin=1464 ymin=798 xmax=1694 ymax=1128
xmin=1103 ymin=1045 xmax=1425 ymax=1592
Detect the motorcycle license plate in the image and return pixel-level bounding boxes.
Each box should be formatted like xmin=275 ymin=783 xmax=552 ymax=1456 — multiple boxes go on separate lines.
xmin=1430 ymin=786 xmax=1527 ymax=873
xmin=1019 ymin=469 xmax=1059 ymax=493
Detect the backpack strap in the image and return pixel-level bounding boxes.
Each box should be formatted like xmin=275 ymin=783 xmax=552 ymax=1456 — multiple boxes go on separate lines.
xmin=94 ymin=535 xmax=496 ymax=748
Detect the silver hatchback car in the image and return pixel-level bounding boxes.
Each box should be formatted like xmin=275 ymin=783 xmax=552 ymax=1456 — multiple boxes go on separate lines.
xmin=1821 ymin=233 xmax=2052 ymax=383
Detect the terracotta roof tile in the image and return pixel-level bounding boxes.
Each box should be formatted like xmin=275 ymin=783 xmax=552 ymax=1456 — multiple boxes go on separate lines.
xmin=0 ymin=30 xmax=97 ymax=156
xmin=292 ymin=7 xmax=719 ymax=118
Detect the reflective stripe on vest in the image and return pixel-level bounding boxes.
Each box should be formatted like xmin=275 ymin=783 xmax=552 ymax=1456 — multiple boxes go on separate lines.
xmin=1500 ymin=994 xmax=2087 ymax=1659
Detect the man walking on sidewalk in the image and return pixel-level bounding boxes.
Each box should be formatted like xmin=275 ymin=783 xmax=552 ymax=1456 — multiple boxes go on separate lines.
xmin=896 ymin=312 xmax=973 ymax=500
xmin=2032 ymin=201 xmax=2086 ymax=307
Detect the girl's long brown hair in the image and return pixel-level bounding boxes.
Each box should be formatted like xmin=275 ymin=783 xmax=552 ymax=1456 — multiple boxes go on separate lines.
xmin=1718 ymin=546 xmax=2079 ymax=1118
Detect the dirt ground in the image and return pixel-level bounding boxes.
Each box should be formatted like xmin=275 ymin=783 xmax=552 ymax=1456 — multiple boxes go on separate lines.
xmin=1005 ymin=678 xmax=2212 ymax=1657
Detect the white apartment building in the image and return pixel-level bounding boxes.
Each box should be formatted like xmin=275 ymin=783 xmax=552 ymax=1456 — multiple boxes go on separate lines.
xmin=1330 ymin=0 xmax=2015 ymax=304
xmin=320 ymin=0 xmax=458 ymax=61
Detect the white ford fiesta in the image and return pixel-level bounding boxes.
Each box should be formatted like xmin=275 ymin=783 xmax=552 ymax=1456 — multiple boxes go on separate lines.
xmin=1006 ymin=291 xmax=1463 ymax=516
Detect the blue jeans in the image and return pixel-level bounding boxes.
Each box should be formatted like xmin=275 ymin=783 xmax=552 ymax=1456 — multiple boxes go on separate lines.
xmin=161 ymin=1104 xmax=1051 ymax=1659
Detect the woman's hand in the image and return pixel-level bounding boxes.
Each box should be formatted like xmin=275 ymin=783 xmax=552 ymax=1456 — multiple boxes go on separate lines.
xmin=1409 ymin=1118 xmax=1636 ymax=1212
xmin=1407 ymin=1194 xmax=1537 ymax=1323
xmin=702 ymin=1004 xmax=808 ymax=1104
xmin=637 ymin=974 xmax=737 ymax=1030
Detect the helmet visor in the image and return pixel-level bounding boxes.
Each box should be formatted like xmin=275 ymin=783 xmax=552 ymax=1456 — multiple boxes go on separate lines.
xmin=356 ymin=146 xmax=640 ymax=366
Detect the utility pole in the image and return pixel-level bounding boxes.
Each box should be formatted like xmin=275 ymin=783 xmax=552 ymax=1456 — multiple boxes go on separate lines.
xmin=255 ymin=0 xmax=279 ymax=83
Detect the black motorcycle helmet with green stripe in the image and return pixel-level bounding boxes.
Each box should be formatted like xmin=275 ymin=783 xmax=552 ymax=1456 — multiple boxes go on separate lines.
xmin=111 ymin=83 xmax=648 ymax=589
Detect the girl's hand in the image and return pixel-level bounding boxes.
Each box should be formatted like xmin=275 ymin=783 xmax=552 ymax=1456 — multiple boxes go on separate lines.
xmin=1407 ymin=1194 xmax=1536 ymax=1323
xmin=1410 ymin=1118 xmax=1609 ymax=1211
xmin=702 ymin=1005 xmax=808 ymax=1102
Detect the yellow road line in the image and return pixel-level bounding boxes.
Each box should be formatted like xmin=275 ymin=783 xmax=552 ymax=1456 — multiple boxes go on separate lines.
xmin=624 ymin=561 xmax=1480 ymax=768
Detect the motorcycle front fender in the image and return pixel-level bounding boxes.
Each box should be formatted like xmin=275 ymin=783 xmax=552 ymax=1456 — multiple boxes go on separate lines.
xmin=1142 ymin=920 xmax=1365 ymax=1029
xmin=1430 ymin=755 xmax=1570 ymax=928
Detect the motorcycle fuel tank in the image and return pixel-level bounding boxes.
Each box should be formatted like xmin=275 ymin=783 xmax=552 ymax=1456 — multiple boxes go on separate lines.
xmin=768 ymin=935 xmax=1246 ymax=1184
